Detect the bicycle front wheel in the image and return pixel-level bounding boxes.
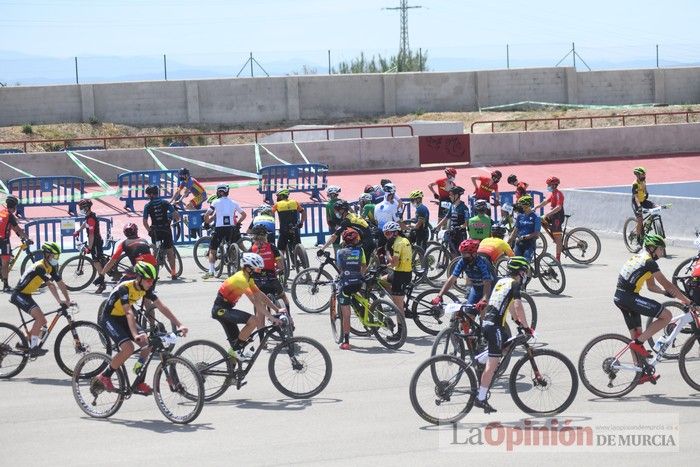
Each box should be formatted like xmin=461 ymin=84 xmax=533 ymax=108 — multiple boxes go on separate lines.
xmin=519 ymin=292 xmax=538 ymax=330
xmin=371 ymin=299 xmax=407 ymax=350
xmin=291 ymin=267 xmax=334 ymax=313
xmin=54 ymin=321 xmax=112 ymax=376
xmin=622 ymin=217 xmax=642 ymax=253
xmin=412 ymin=289 xmax=459 ymax=335
xmin=174 ymin=339 xmax=234 ymax=402
xmin=72 ymin=352 xmax=124 ymax=419
xmin=672 ymin=256 xmax=695 ymax=292
xmin=0 ymin=322 xmax=30 ymax=378
xmin=424 ymin=245 xmax=451 ymax=288
xmin=193 ymin=236 xmax=218 ymax=272
xmin=59 ymin=256 xmax=97 ymax=291
xmin=409 ymin=355 xmax=477 ymax=425
xmin=430 ymin=324 xmax=466 ymax=359
xmin=293 ymin=244 xmax=309 ymax=273
xmin=268 ymin=336 xmax=332 ymax=399
xmin=678 ymin=336 xmax=700 ymax=391
xmin=447 ymin=257 xmax=472 ymax=295
xmin=535 ymin=232 xmax=548 ymax=261
xmin=578 ymin=333 xmax=641 ymax=398
xmin=645 ymin=302 xmax=696 ymax=359
xmin=153 ymin=356 xmax=205 ymax=424
xmin=537 ymin=253 xmax=566 ymax=295
xmin=563 ymin=227 xmax=601 ymax=264
xmin=509 ymin=348 xmax=578 ymax=416
xmin=329 ymin=293 xmax=343 ymax=344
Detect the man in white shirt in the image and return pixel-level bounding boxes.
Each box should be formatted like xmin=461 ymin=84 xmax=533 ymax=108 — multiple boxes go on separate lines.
xmin=203 ymin=183 xmax=246 ymax=278
xmin=373 ymin=183 xmax=404 ymax=249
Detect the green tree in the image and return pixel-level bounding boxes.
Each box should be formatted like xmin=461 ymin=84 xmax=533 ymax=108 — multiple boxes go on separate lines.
xmin=332 ymin=49 xmax=427 ymax=74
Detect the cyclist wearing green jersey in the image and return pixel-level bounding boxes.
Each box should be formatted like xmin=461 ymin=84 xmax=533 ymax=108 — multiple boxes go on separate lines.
xmin=468 ymin=199 xmax=492 ymax=241
xmin=358 ymin=193 xmax=376 ymax=225
xmin=325 ymin=186 xmax=341 ymax=249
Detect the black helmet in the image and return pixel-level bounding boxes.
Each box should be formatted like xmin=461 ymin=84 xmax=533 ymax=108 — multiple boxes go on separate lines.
xmin=450 ymin=186 xmax=465 ymax=196
xmin=251 ymin=225 xmax=269 ymax=237
xmin=491 ymin=224 xmax=507 ymax=238
xmin=333 ymin=200 xmax=350 ymax=212
xmin=380 ymin=179 xmax=392 ymax=187
xmin=5 ymin=195 xmax=18 ymax=209
xmin=507 ymin=174 xmax=518 ymax=185
xmin=145 ymin=185 xmax=159 ymax=196
xmin=178 ymin=168 xmax=190 ymax=179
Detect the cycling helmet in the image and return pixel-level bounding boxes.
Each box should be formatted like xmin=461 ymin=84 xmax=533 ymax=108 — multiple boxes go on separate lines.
xmin=41 ymin=242 xmax=61 ymax=256
xmin=507 ymin=256 xmax=529 ymax=274
xmin=134 ymin=261 xmax=158 ymax=280
xmin=257 ymin=204 xmax=272 ymax=214
xmin=383 ymin=183 xmax=396 ymax=194
xmin=276 ymin=188 xmax=290 ymax=198
xmin=491 ymin=170 xmax=502 ymax=180
xmin=178 ymin=168 xmax=190 ymax=179
xmin=408 ymin=190 xmax=423 ymax=200
xmin=358 ymin=193 xmax=373 ymax=204
xmin=145 ymin=185 xmax=159 ymax=197
xmin=445 ymin=168 xmax=457 ymax=178
xmin=643 ymin=233 xmax=666 ymax=249
xmin=251 ymin=224 xmax=269 ymax=237
xmin=546 ymin=176 xmax=560 ymax=186
xmin=333 ymin=200 xmax=350 ymax=212
xmin=123 ymin=223 xmax=138 ymax=238
xmin=326 ymin=186 xmax=341 ymax=196
xmin=78 ymin=199 xmax=92 ymax=209
xmin=207 ymin=194 xmax=218 ymax=204
xmin=517 ymin=195 xmax=533 ymax=207
xmin=380 ymin=179 xmax=392 ymax=187
xmin=382 ymin=221 xmax=401 ymax=233
xmin=5 ymin=195 xmax=18 ymax=209
xmin=633 ymin=167 xmax=646 ymax=176
xmin=507 ymin=174 xmax=518 ymax=185
xmin=364 ymin=184 xmax=374 ymax=194
xmin=241 ymin=252 xmax=264 ymax=270
xmin=450 ymin=186 xmax=465 ymax=196
xmin=458 ymin=239 xmax=480 ymax=255
xmin=491 ymin=224 xmax=507 ymax=238
xmin=474 ymin=199 xmax=489 ymax=212
xmin=216 ymin=183 xmax=229 ymax=196
xmin=342 ymin=229 xmax=361 ymax=244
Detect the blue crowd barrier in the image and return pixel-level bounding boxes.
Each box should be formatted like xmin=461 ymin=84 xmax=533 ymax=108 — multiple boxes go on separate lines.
xmin=8 ymin=176 xmax=85 ymax=218
xmin=0 ymin=148 xmax=24 ymax=154
xmin=23 ymin=216 xmax=113 ymax=255
xmin=258 ymin=163 xmax=328 ymax=204
xmin=118 ymin=169 xmax=179 ymax=210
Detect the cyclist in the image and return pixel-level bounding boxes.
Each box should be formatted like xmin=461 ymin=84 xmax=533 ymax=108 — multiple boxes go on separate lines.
xmin=477 ymin=224 xmax=514 ymax=276
xmin=508 ymin=195 xmax=541 ymax=263
xmin=407 ymin=190 xmax=430 ymax=251
xmin=434 ymin=186 xmax=469 ymax=256
xmin=471 ymin=170 xmax=501 ymax=205
xmin=100 ymin=223 xmax=158 ymax=289
xmin=432 ymin=239 xmax=494 ymax=315
xmin=250 ymin=224 xmax=291 ymax=326
xmin=96 ymin=262 xmax=187 ymax=395
xmin=614 ymin=234 xmax=692 ymax=384
xmin=632 ymin=167 xmax=657 ymax=245
xmin=212 ymin=253 xmax=283 ymax=361
xmin=9 ymin=242 xmax=73 ymax=357
xmin=73 ymin=198 xmax=106 ymax=292
xmin=248 ymin=204 xmax=276 ymax=244
xmin=373 ymin=183 xmax=404 ymax=250
xmin=535 ymin=176 xmax=565 ymax=261
xmin=507 ymin=174 xmax=529 ymax=202
xmin=142 ymin=185 xmax=180 ymax=280
xmin=370 ymin=179 xmax=396 ymax=204
xmin=1 ymin=195 xmax=32 ymax=293
xmin=202 ymin=183 xmax=246 ymax=279
xmin=358 ymin=193 xmax=376 ymax=226
xmin=474 ymin=256 xmax=534 ymax=413
xmin=468 ymin=199 xmax=492 ymax=241
xmin=272 ymin=188 xmax=306 ymax=261
xmin=170 ymin=167 xmax=207 ymax=210
xmin=325 ymin=186 xmax=341 ymax=249
xmin=335 ymin=229 xmax=367 ymax=350
xmin=319 ymin=200 xmax=375 ymax=258
xmin=428 ymin=168 xmax=457 ymax=221
xmin=380 ymin=221 xmax=413 ymax=316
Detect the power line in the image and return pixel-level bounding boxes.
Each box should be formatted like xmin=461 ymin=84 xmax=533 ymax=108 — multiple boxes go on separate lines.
xmin=382 ymin=0 xmax=422 ymax=71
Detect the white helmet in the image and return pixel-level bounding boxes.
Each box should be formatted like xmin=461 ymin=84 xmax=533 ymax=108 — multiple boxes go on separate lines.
xmin=359 ymin=193 xmax=372 ymax=203
xmin=241 ymin=252 xmax=264 ymax=269
xmin=327 ymin=186 xmax=341 ymax=195
xmin=383 ymin=183 xmax=396 ymax=194
xmin=382 ymin=221 xmax=401 ymax=233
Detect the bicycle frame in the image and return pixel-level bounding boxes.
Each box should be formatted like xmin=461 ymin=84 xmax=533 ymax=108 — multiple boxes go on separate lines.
xmin=15 ymin=305 xmax=76 ymax=346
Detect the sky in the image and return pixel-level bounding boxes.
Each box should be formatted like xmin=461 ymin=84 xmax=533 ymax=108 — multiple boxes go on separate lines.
xmin=0 ymin=0 xmax=698 ymax=82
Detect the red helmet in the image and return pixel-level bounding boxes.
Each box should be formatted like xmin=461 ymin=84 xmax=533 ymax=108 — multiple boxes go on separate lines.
xmin=546 ymin=176 xmax=560 ymax=186
xmin=364 ymin=184 xmax=374 ymax=193
xmin=123 ymin=222 xmax=138 ymax=238
xmin=458 ymin=239 xmax=480 ymax=254
xmin=445 ymin=167 xmax=457 ymax=177
xmin=342 ymin=228 xmax=361 ymax=244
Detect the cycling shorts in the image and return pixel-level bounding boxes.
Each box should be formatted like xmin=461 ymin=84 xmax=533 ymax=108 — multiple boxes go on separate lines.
xmin=101 ymin=314 xmax=144 ymax=347
xmin=10 ymin=292 xmax=39 ymax=314
xmin=482 ymin=321 xmax=504 ymax=358
xmin=514 ymin=238 xmax=536 ymax=263
xmin=90 ymin=237 xmax=105 ymax=262
xmin=0 ymin=239 xmax=11 ymax=258
xmin=613 ymin=288 xmax=663 ymax=330
xmin=633 ymin=199 xmax=656 ymax=217
xmin=390 ymin=270 xmax=412 ymax=296
xmin=547 ymin=212 xmax=565 ymax=235
xmin=211 ymin=295 xmax=253 ymax=345
xmin=150 ymin=228 xmax=174 ymax=250
xmin=277 ymin=227 xmax=300 ymax=251
xmin=338 ymin=283 xmax=362 ymax=306
xmin=210 ymin=226 xmax=238 ymax=251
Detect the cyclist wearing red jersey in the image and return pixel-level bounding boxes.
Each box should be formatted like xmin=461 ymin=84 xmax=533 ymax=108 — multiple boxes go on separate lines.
xmin=1 ymin=195 xmax=31 ymax=292
xmin=250 ymin=224 xmax=291 ymax=327
xmin=428 ymin=167 xmax=457 ymax=220
xmin=535 ymin=176 xmax=565 ymax=261
xmin=507 ymin=174 xmax=529 ymax=202
xmin=100 ymin=223 xmax=158 ymax=291
xmin=73 ymin=198 xmax=106 ymax=292
xmin=471 ymin=170 xmax=501 ymax=206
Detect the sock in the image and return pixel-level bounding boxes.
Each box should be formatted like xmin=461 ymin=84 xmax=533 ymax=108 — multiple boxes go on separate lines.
xmin=30 ymin=335 xmax=40 ymax=348
xmin=477 ymin=386 xmax=488 ymax=401
xmin=208 ymin=262 xmax=215 ymax=274
xmin=344 ymin=333 xmax=349 ymax=344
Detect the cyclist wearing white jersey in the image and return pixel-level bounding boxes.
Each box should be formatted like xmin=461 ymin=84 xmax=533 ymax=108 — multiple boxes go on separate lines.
xmin=203 ymin=184 xmax=246 ymax=278
xmin=373 ymin=183 xmax=403 ymax=249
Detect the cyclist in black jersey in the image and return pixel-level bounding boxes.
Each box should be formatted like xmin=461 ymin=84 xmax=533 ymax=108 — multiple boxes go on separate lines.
xmin=318 ymin=200 xmax=375 ymax=258
xmin=73 ymin=198 xmax=107 ymax=292
xmin=142 ymin=185 xmax=180 ymax=279
xmin=434 ymin=186 xmax=469 ymax=255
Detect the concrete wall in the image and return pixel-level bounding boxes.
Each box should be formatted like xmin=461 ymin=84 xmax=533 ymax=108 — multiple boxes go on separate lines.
xmin=3 ymin=66 xmax=700 ymax=126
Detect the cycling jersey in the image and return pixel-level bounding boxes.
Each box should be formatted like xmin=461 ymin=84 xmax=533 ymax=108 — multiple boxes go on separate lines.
xmin=451 ymin=255 xmax=494 ymax=287
xmin=632 ymin=179 xmax=648 ymax=205
xmin=179 ymin=177 xmax=206 ymax=197
xmin=0 ymin=207 xmax=18 ymax=240
xmin=361 ymin=204 xmax=376 ymax=224
xmin=143 ymin=198 xmax=175 ymax=228
xmin=413 ymin=203 xmax=430 ymax=229
xmin=448 ymin=201 xmax=469 ymax=228
xmin=388 ymin=235 xmax=413 ymax=273
xmin=484 ymin=276 xmax=521 ymax=326
xmin=251 ymin=242 xmax=281 ymax=273
xmin=477 ymin=237 xmax=513 ymax=264
xmin=334 ymin=213 xmax=370 ymax=240
xmin=547 ymin=189 xmax=564 ymax=211
xmin=474 ymin=176 xmax=498 ymax=200
xmin=336 ymin=245 xmax=366 ymax=288
xmin=374 ymin=198 xmax=402 ymax=230
xmin=15 ymin=260 xmax=60 ymax=294
xmin=467 ymin=214 xmax=492 ymax=240
xmin=273 ymin=198 xmax=303 ymax=229
xmin=434 ymin=177 xmax=454 ymax=200
xmin=104 ymin=279 xmax=158 ymax=317
xmin=250 ymin=213 xmax=276 ymax=236
xmin=210 ymin=197 xmax=243 ymax=227
xmin=616 ymin=252 xmax=660 ymax=293
xmin=84 ymin=212 xmax=102 ymax=240
xmin=112 ymin=237 xmax=156 ymax=266
xmin=218 ymin=270 xmax=259 ymax=305
xmin=326 ymin=198 xmax=339 ymax=229
xmin=514 ymin=211 xmax=541 ymax=237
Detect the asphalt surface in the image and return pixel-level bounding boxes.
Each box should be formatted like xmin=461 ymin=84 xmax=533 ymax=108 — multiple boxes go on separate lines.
xmin=1 ymin=233 xmax=698 ymax=466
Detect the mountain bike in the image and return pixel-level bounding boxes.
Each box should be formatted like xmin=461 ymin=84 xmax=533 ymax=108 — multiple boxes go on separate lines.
xmin=72 ymin=329 xmax=204 ymax=424
xmin=671 ymin=229 xmax=699 ymax=292
xmin=410 ymin=328 xmax=578 ymax=424
xmin=291 ymin=250 xmax=340 ymax=313
xmin=193 ymin=228 xmax=252 ymax=278
xmin=541 ymin=214 xmax=602 ymax=264
xmin=7 ymin=238 xmax=37 ymax=277
xmin=0 ymin=304 xmax=111 ymax=378
xmin=578 ymin=303 xmax=700 ymax=398
xmin=495 ymin=252 xmax=566 ymax=295
xmin=174 ymin=314 xmax=332 ymax=402
xmin=280 ymin=225 xmax=309 ymax=286
xmin=645 ymin=301 xmax=698 ymax=359
xmin=152 ymin=235 xmax=183 ymax=279
xmin=623 ymin=204 xmax=671 ymax=253
xmin=59 ymin=238 xmax=118 ymax=291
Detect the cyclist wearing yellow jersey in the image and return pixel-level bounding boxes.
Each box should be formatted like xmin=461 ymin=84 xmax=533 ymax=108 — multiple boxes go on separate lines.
xmin=96 ymin=262 xmax=186 ymax=395
xmin=9 ymin=242 xmax=73 ymax=356
xmin=477 ymin=224 xmax=513 ymax=275
xmin=381 ymin=221 xmax=412 ymax=314
xmin=171 ymin=168 xmax=207 ymax=209
xmin=272 ymin=188 xmax=306 ymax=254
xmin=631 ymin=167 xmax=657 ymax=244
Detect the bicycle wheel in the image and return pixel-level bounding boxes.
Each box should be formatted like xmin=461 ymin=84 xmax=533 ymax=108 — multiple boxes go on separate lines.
xmin=535 ymin=232 xmax=548 ymax=261
xmin=672 ymin=257 xmax=695 ymax=292
xmin=291 ymin=267 xmax=334 ymax=313
xmin=112 ymin=254 xmax=132 ymax=282
xmin=371 ymin=299 xmax=407 ymax=350
xmin=509 ymin=348 xmax=578 ymax=416
xmin=410 ymin=246 xmax=427 ymax=285
xmin=59 ymin=256 xmax=97 ymax=291
xmin=193 ymin=236 xmax=217 ymax=272
xmin=409 ymin=354 xmax=477 ymax=425
xmin=446 ymin=257 xmax=472 ymax=295
xmin=329 ymin=293 xmax=343 ymax=344
xmin=153 ymin=356 xmax=205 ymax=424
xmin=678 ymin=336 xmax=700 ymax=391
xmin=174 ymin=339 xmax=234 ymax=402
xmin=72 ymin=352 xmax=124 ymax=419
xmin=225 ymin=243 xmax=240 ymax=277
xmin=651 ymin=215 xmax=666 ymax=238
xmin=293 ymin=244 xmax=309 ymax=273
xmin=645 ymin=302 xmax=696 ymax=359
xmin=563 ymin=227 xmax=601 ymax=264
xmin=412 ymin=289 xmax=459 ymax=335
xmin=519 ymin=292 xmax=538 ymax=330
xmin=623 ymin=217 xmax=642 ymax=253
xmin=424 ymin=245 xmax=451 ymax=288
xmin=578 ymin=333 xmax=641 ymax=398
xmin=170 ymin=247 xmax=183 ymax=278
xmin=54 ymin=321 xmax=112 ymax=376
xmin=430 ymin=325 xmax=466 ymax=359
xmin=0 ymin=322 xmax=30 ymax=378
xmin=536 ymin=253 xmax=566 ymax=295
xmin=495 ymin=256 xmax=509 ymax=277
xmin=268 ymin=336 xmax=332 ymax=399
